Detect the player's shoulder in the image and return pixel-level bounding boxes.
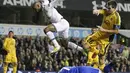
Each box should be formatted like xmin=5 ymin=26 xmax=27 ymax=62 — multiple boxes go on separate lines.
xmin=114 ymin=11 xmax=120 ymax=18
xmin=12 ymin=38 xmax=16 ymax=41
xmin=4 ymin=37 xmax=9 ymax=40
xmin=114 ymin=11 xmax=121 ymax=22
xmin=6 ymin=38 xmax=15 ymax=41
xmin=110 ymin=11 xmax=120 ymax=20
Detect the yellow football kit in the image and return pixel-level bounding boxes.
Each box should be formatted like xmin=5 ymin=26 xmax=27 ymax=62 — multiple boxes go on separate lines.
xmin=85 ymin=9 xmax=121 ymax=68
xmin=87 ymin=51 xmax=99 ymax=68
xmin=85 ymin=9 xmax=121 ymax=54
xmin=3 ymin=37 xmax=17 ymax=73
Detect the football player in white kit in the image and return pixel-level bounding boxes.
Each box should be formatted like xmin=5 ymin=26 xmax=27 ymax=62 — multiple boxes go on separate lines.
xmin=33 ymin=0 xmax=84 ymax=53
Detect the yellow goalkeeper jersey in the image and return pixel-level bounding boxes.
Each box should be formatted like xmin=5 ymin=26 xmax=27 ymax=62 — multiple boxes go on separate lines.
xmin=3 ymin=37 xmax=16 ymax=56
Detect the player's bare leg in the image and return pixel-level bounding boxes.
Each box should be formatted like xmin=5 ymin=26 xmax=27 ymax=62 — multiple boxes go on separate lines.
xmin=3 ymin=62 xmax=8 ymax=73
xmin=93 ymin=63 xmax=99 ymax=68
xmin=99 ymin=56 xmax=106 ymax=71
xmin=98 ymin=43 xmax=111 ymax=71
xmin=44 ymin=24 xmax=60 ymax=53
xmin=82 ymin=38 xmax=90 ymax=49
xmin=12 ymin=62 xmax=17 ymax=73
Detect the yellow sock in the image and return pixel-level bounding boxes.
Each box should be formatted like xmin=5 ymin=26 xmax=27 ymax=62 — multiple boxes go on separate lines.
xmin=99 ymin=63 xmax=105 ymax=71
xmin=93 ymin=63 xmax=99 ymax=68
xmin=13 ymin=63 xmax=17 ymax=73
xmin=3 ymin=63 xmax=8 ymax=73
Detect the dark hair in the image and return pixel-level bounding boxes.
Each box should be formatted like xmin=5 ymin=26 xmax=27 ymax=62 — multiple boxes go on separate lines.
xmin=9 ymin=31 xmax=14 ymax=34
xmin=106 ymin=0 xmax=117 ymax=8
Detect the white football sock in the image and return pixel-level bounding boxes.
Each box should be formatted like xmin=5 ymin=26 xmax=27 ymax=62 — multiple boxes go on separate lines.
xmin=68 ymin=42 xmax=83 ymax=51
xmin=46 ymin=31 xmax=60 ymax=48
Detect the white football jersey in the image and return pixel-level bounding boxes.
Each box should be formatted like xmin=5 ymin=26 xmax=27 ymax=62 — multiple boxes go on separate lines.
xmin=41 ymin=0 xmax=63 ymax=23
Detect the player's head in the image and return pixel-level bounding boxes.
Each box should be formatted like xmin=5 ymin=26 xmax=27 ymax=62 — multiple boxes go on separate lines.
xmin=32 ymin=0 xmax=49 ymax=11
xmin=32 ymin=1 xmax=42 ymax=12
xmin=8 ymin=31 xmax=14 ymax=38
xmin=105 ymin=0 xmax=117 ymax=13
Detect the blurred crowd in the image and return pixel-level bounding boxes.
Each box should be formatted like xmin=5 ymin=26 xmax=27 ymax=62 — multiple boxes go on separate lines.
xmin=106 ymin=43 xmax=130 ymax=72
xmin=0 ymin=36 xmax=130 ymax=72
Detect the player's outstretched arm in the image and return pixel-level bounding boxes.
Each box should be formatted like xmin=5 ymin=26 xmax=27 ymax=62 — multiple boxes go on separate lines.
xmin=93 ymin=9 xmax=105 ymax=16
xmin=3 ymin=38 xmax=9 ymax=53
xmin=97 ymin=26 xmax=120 ymax=34
xmin=93 ymin=10 xmax=100 ymax=16
xmin=97 ymin=12 xmax=121 ymax=34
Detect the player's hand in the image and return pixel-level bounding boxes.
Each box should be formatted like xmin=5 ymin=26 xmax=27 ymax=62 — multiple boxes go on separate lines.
xmin=97 ymin=26 xmax=106 ymax=32
xmin=93 ymin=10 xmax=100 ymax=16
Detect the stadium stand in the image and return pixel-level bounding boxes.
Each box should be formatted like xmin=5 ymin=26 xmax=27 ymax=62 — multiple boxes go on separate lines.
xmin=0 ymin=36 xmax=129 ymax=72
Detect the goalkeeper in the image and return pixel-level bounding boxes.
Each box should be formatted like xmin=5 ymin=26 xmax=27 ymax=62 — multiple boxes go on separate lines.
xmin=3 ymin=31 xmax=17 ymax=73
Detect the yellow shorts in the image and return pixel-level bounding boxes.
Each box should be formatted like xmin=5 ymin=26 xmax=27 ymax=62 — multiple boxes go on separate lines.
xmin=87 ymin=52 xmax=99 ymax=65
xmin=84 ymin=31 xmax=110 ymax=55
xmin=4 ymin=54 xmax=17 ymax=63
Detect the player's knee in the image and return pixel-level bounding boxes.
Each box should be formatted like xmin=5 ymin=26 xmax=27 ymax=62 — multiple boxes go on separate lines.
xmin=83 ymin=43 xmax=90 ymax=49
xmin=3 ymin=62 xmax=8 ymax=66
xmin=44 ymin=27 xmax=50 ymax=34
xmin=82 ymin=40 xmax=86 ymax=47
xmin=13 ymin=62 xmax=17 ymax=67
xmin=82 ymin=39 xmax=90 ymax=49
xmin=82 ymin=39 xmax=85 ymax=45
xmin=44 ymin=25 xmax=56 ymax=34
